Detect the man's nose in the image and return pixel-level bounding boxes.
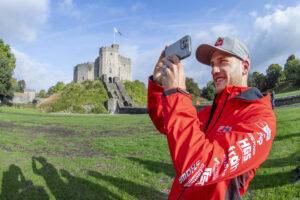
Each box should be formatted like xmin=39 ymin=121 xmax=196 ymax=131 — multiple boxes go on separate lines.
xmin=211 ymin=66 xmax=221 ymax=75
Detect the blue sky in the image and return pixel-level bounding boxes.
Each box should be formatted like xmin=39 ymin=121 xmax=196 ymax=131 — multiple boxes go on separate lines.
xmin=1 ymin=0 xmax=300 ymax=90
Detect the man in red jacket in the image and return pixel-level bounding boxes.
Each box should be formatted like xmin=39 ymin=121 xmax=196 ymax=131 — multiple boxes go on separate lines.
xmin=147 ymin=36 xmax=276 ymax=200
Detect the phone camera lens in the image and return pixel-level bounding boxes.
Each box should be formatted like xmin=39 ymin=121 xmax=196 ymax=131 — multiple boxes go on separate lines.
xmin=180 ymin=41 xmax=187 ymax=49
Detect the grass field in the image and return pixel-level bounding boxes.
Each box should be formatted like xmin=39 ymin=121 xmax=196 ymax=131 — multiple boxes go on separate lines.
xmin=0 ymin=106 xmax=299 ymax=200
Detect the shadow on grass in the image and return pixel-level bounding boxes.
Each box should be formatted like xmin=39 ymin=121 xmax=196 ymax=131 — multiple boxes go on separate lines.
xmin=87 ymin=171 xmax=167 ymax=200
xmin=251 ymin=170 xmax=295 ymax=190
xmin=261 ymin=150 xmax=300 ymax=168
xmin=0 ymin=164 xmax=49 ymax=200
xmin=275 ymin=132 xmax=300 ymax=141
xmin=31 ymin=156 xmax=122 ymax=200
xmin=1 ymin=156 xmax=167 ymax=200
xmin=251 ymin=149 xmax=300 ymax=190
xmin=127 ymin=157 xmax=175 ymax=178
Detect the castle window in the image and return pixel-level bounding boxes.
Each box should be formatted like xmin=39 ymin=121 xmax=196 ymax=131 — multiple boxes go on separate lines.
xmin=110 ymin=53 xmax=113 ymax=55
xmin=110 ymin=68 xmax=112 ymax=73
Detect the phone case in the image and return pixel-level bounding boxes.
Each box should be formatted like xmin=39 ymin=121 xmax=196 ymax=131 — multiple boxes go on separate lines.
xmin=165 ymin=35 xmax=192 ymax=60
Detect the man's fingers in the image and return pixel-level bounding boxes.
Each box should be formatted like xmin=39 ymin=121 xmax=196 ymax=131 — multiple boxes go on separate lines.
xmin=159 ymin=49 xmax=166 ymax=60
xmin=169 ymin=54 xmax=180 ymax=65
xmin=155 ymin=61 xmax=163 ymax=69
xmin=168 ymin=63 xmax=177 ymax=74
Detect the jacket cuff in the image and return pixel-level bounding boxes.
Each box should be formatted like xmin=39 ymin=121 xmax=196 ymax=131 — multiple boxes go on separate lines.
xmin=148 ymin=75 xmax=164 ymax=92
xmin=163 ymin=88 xmax=190 ymax=97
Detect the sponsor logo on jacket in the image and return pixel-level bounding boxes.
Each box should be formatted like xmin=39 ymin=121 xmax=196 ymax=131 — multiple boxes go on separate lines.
xmin=179 ymin=160 xmax=201 ymax=184
xmin=255 ymin=120 xmax=271 ymax=141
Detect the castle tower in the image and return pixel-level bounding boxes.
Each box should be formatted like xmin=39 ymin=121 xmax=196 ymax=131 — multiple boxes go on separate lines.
xmin=74 ymin=44 xmax=132 ymax=83
xmin=95 ymin=44 xmax=132 ymax=82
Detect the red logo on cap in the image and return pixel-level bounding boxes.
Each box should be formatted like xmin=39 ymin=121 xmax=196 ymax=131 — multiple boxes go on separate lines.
xmin=215 ymin=37 xmax=224 ymax=46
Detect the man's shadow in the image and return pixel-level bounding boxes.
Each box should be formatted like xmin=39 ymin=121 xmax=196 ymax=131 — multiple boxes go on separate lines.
xmin=32 ymin=156 xmax=122 ymax=200
xmin=0 ymin=164 xmax=49 ymax=200
xmin=87 ymin=170 xmax=167 ymax=200
xmin=127 ymin=157 xmax=175 ymax=178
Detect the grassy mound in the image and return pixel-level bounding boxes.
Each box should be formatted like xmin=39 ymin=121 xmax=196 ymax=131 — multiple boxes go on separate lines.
xmin=39 ymin=80 xmax=109 ymax=113
xmin=124 ymin=80 xmax=147 ymax=107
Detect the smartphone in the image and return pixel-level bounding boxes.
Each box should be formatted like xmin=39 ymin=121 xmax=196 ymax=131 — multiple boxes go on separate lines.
xmin=165 ymin=35 xmax=192 ymax=60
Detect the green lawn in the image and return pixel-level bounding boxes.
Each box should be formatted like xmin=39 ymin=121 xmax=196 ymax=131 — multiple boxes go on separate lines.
xmin=0 ymin=106 xmax=299 ymax=199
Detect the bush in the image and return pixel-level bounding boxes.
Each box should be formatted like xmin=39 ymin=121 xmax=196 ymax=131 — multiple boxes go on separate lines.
xmin=44 ymin=80 xmax=108 ymax=113
xmin=124 ymin=80 xmax=147 ymax=107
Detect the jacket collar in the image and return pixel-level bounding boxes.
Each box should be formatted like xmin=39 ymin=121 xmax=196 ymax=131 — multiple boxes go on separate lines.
xmin=215 ymin=85 xmax=264 ymax=102
xmin=233 ymin=87 xmax=263 ymax=100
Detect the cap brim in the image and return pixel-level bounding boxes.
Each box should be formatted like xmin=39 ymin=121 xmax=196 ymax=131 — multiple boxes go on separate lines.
xmin=195 ymin=44 xmax=236 ymax=66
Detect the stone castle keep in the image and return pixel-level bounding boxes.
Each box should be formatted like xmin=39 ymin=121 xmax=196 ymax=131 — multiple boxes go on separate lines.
xmin=73 ymin=44 xmax=132 ymax=83
xmin=73 ymin=44 xmax=146 ymax=114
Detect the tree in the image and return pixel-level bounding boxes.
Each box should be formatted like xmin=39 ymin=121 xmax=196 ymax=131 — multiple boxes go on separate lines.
xmin=286 ymin=54 xmax=296 ymax=63
xmin=37 ymin=90 xmax=48 ymax=98
xmin=250 ymin=71 xmax=267 ymax=92
xmin=201 ymin=81 xmax=215 ymax=100
xmin=47 ymin=82 xmax=65 ymax=95
xmin=266 ymin=64 xmax=283 ymax=89
xmin=284 ymin=56 xmax=300 ymax=87
xmin=0 ymin=39 xmax=16 ymax=104
xmin=17 ymin=80 xmax=26 ymax=92
xmin=186 ymin=77 xmax=201 ymax=97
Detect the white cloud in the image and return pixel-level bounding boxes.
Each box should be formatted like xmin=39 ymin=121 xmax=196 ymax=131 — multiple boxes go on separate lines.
xmin=0 ymin=0 xmax=49 ymax=42
xmin=131 ymin=2 xmax=145 ymax=12
xmin=58 ymin=0 xmax=80 ymax=19
xmin=249 ymin=11 xmax=257 ymax=18
xmin=264 ymin=4 xmax=272 ymax=10
xmin=12 ymin=48 xmax=71 ymax=91
xmin=249 ymin=4 xmax=300 ymax=70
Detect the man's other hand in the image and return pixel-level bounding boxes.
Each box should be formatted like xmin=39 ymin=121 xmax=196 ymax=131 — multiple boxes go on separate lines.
xmin=162 ymin=55 xmax=186 ymax=91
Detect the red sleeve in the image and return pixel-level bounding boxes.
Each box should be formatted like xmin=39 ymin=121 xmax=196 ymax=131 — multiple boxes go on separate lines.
xmin=147 ymin=76 xmax=165 ymax=134
xmin=162 ymin=93 xmax=276 ymax=187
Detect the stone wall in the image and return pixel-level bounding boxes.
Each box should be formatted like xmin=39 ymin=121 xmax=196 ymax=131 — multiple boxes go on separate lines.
xmin=275 ymin=95 xmax=300 ymax=107
xmin=12 ymin=91 xmax=36 ymax=104
xmin=119 ymin=107 xmax=147 ymax=114
xmin=73 ymin=62 xmax=94 ymax=83
xmin=118 ymin=55 xmax=131 ymax=81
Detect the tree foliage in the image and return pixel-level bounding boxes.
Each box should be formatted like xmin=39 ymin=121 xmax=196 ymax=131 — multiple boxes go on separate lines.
xmin=0 ymin=39 xmax=16 ymax=104
xmin=284 ymin=56 xmax=300 ymax=87
xmin=266 ymin=64 xmax=284 ymax=89
xmin=37 ymin=90 xmax=48 ymax=98
xmin=250 ymin=71 xmax=267 ymax=92
xmin=17 ymin=80 xmax=26 ymax=92
xmin=186 ymin=77 xmax=201 ymax=97
xmin=47 ymin=81 xmax=65 ymax=95
xmin=201 ymin=81 xmax=215 ymax=100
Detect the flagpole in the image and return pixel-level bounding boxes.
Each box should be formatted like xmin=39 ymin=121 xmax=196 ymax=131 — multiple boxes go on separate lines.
xmin=113 ymin=29 xmax=116 ymax=44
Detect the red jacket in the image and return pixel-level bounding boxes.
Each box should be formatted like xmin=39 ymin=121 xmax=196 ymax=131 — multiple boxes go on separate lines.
xmin=147 ymin=77 xmax=276 ymax=200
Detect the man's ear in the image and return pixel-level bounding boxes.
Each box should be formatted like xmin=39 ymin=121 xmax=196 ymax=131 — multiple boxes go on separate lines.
xmin=242 ymin=59 xmax=250 ymax=75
